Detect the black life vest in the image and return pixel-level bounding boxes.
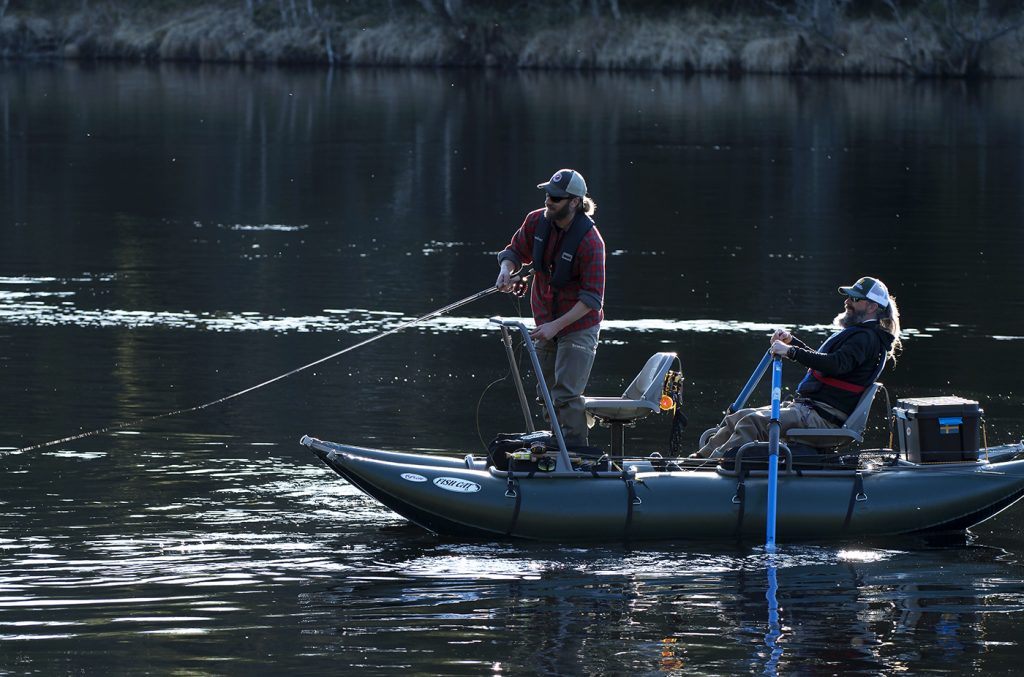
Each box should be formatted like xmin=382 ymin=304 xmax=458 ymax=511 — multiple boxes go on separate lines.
xmin=796 ymin=323 xmax=888 ymax=396
xmin=531 ymin=212 xmax=594 ymax=289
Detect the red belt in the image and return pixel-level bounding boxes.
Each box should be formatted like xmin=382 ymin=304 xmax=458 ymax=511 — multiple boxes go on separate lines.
xmin=809 ymin=369 xmax=865 ymax=394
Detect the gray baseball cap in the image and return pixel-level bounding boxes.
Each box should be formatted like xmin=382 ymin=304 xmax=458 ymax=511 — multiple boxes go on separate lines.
xmin=839 ymin=276 xmax=890 ymax=307
xmin=537 ymin=169 xmax=587 ymax=198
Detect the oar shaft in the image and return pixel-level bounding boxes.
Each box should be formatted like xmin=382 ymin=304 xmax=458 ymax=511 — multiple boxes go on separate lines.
xmin=765 ymin=355 xmax=783 ymax=552
xmin=730 ymin=351 xmax=773 ymax=414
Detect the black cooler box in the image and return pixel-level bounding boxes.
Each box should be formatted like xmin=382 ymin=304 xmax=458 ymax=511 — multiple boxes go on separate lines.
xmin=894 ymin=396 xmax=982 ymax=463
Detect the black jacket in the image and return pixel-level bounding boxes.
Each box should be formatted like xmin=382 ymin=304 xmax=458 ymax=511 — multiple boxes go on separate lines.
xmin=788 ymin=320 xmax=894 ymax=416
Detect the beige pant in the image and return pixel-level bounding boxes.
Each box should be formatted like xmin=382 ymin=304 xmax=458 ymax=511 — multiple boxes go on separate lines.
xmin=697 ymin=401 xmax=838 ymax=458
xmin=535 ymin=325 xmax=600 ymax=447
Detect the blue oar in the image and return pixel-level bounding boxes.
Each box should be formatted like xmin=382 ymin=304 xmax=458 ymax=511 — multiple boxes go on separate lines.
xmin=765 ymin=355 xmax=783 ymax=552
xmin=763 ymin=557 xmax=783 ymax=673
xmin=730 ymin=350 xmax=773 ymax=413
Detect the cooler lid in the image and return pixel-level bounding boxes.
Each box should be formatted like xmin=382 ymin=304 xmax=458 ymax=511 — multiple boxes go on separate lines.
xmin=894 ymin=395 xmax=983 ymax=416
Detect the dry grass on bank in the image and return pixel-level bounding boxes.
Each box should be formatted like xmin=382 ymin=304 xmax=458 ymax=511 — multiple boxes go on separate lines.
xmin=2 ymin=3 xmax=1023 ymax=77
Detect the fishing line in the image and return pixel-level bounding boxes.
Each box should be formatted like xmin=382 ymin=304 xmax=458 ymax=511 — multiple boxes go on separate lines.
xmin=9 ymin=279 xmax=525 ymax=456
xmin=473 ymin=285 xmax=533 ymax=453
xmin=474 ymin=328 xmax=529 ymax=454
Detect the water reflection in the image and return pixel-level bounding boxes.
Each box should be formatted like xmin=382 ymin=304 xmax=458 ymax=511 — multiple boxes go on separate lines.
xmin=764 ymin=558 xmax=782 ymax=675
xmin=292 ymin=541 xmax=1024 ymax=673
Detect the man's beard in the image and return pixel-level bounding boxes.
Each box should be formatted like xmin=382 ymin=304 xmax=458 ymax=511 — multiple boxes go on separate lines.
xmin=834 ymin=307 xmax=869 ymax=328
xmin=547 ymin=200 xmax=573 ymax=221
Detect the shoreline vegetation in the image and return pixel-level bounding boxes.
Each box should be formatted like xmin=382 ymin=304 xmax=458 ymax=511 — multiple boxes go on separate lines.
xmin=2 ymin=1 xmax=1024 ymax=78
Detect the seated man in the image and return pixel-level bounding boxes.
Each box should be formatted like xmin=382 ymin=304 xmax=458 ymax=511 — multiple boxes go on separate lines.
xmin=693 ymin=277 xmax=902 ymax=459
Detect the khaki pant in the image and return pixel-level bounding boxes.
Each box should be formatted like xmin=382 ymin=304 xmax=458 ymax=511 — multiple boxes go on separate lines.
xmin=535 ymin=325 xmax=600 ymax=447
xmin=697 ymin=401 xmax=838 ymax=458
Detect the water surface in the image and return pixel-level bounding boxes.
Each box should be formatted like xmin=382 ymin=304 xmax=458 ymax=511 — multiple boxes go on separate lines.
xmin=2 ymin=63 xmax=1024 ymax=674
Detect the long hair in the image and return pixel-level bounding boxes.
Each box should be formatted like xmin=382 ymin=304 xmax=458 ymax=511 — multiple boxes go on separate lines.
xmin=576 ymin=195 xmax=597 ymax=217
xmin=879 ymin=295 xmax=903 ymax=363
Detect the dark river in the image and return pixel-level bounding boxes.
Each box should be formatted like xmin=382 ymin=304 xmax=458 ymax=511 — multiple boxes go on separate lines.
xmin=3 ymin=62 xmax=1024 ymax=674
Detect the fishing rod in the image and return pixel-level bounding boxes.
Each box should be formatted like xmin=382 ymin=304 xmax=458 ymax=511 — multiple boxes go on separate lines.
xmin=8 ymin=272 xmax=531 ymax=455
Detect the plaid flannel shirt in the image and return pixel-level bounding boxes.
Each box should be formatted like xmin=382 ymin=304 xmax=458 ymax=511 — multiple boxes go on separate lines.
xmin=497 ymin=209 xmax=605 ymax=337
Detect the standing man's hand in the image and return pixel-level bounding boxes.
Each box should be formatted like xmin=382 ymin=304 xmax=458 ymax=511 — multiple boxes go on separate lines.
xmin=530 ymin=322 xmax=561 ymax=341
xmin=495 ymin=261 xmax=515 ymax=292
xmin=495 ymin=270 xmax=512 ymax=291
xmin=529 ymin=300 xmax=590 ymax=342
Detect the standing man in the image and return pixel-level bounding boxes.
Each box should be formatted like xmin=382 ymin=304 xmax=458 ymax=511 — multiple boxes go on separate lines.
xmin=495 ymin=169 xmax=606 ymax=447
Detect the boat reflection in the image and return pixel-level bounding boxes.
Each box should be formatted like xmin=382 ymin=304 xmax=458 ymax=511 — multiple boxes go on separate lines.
xmin=297 ymin=540 xmax=1024 ymax=674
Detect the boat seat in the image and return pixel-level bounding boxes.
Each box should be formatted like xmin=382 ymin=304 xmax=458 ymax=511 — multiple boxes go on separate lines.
xmin=785 ymin=382 xmax=881 ymax=447
xmin=583 ymin=352 xmax=677 ymax=456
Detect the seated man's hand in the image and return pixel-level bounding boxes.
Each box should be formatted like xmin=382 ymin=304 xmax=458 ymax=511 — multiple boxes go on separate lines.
xmin=769 ymin=340 xmax=791 ymax=356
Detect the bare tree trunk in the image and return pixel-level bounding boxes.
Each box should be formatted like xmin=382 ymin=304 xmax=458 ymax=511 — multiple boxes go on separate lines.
xmin=885 ymin=0 xmax=1024 ymax=77
xmin=443 ymin=0 xmax=462 ymax=22
xmin=277 ymin=0 xmax=288 ymax=24
xmin=812 ymin=0 xmax=837 ymax=39
xmin=589 ymin=0 xmax=625 ymax=18
xmin=418 ymin=0 xmax=463 ymax=25
xmin=306 ymin=0 xmax=318 ymax=21
xmin=763 ymin=0 xmax=849 ymax=53
xmin=324 ymin=29 xmax=335 ymax=65
xmin=245 ymin=0 xmax=255 ymax=20
xmin=0 ymin=0 xmax=9 ymax=21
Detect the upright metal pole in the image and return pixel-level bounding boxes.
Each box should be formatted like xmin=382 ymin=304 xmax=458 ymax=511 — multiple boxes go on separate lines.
xmin=491 ymin=319 xmax=573 ymax=472
xmin=730 ymin=351 xmax=773 ymax=414
xmin=499 ymin=325 xmax=535 ymax=432
xmin=765 ymin=355 xmax=783 ymax=552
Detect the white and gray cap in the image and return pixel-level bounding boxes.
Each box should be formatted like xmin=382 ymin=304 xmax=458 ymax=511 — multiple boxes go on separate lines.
xmin=839 ymin=276 xmax=890 ymax=308
xmin=537 ymin=169 xmax=587 ymax=198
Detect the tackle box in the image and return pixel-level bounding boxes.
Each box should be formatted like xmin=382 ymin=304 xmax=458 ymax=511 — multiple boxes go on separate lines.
xmin=893 ymin=396 xmax=982 ymax=463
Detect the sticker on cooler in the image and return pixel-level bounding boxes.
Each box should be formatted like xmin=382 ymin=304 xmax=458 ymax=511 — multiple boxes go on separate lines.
xmin=938 ymin=417 xmax=963 ymax=435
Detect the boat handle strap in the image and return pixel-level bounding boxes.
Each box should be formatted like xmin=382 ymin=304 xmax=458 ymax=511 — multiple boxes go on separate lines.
xmin=842 ymin=473 xmax=867 ymax=530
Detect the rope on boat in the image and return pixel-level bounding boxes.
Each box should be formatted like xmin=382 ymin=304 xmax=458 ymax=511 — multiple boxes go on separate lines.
xmin=7 ymin=281 xmax=520 ymax=456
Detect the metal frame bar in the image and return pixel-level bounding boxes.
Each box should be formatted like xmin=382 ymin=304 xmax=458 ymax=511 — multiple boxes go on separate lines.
xmin=490 ymin=318 xmax=573 ymax=472
xmin=499 ymin=325 xmax=535 ymax=433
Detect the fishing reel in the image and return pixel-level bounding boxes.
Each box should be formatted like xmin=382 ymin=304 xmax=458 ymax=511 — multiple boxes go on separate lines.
xmin=505 ymin=269 xmax=532 ymax=298
xmin=662 ymin=369 xmax=688 ymax=456
xmin=508 ymin=278 xmax=529 ymax=298
xmin=660 ymin=370 xmax=684 ymax=411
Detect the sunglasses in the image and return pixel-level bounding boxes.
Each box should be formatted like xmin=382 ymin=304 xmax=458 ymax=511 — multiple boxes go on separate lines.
xmin=546 ymin=194 xmax=573 ymax=203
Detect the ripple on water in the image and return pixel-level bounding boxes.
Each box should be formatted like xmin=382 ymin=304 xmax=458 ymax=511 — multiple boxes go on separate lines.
xmin=0 ymin=275 xmax=986 ymax=341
